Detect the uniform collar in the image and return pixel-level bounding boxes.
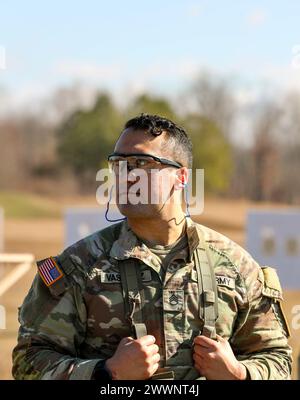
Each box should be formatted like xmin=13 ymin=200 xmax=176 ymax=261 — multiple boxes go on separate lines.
xmin=109 ymin=216 xmax=202 ymax=266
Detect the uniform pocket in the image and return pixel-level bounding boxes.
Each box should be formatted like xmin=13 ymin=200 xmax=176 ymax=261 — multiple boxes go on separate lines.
xmin=184 ymin=267 xmax=199 ymax=294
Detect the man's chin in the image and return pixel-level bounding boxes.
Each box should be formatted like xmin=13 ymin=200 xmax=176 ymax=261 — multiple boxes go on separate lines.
xmin=117 ymin=203 xmax=157 ymax=218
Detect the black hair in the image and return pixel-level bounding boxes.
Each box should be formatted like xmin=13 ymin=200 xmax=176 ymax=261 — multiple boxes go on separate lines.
xmin=123 ymin=113 xmax=193 ymax=168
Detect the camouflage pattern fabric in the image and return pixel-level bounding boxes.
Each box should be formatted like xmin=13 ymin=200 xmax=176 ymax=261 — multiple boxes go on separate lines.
xmin=12 ymin=217 xmax=292 ymax=380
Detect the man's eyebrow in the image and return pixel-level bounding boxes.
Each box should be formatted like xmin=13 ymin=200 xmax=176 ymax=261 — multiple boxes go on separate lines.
xmin=111 ymin=152 xmax=160 ymax=157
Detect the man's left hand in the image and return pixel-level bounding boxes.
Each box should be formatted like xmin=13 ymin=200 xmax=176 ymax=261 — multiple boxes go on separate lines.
xmin=193 ymin=334 xmax=247 ymax=380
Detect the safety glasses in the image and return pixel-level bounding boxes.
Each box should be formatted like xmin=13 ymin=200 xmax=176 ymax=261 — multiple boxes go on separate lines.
xmin=107 ymin=152 xmax=183 ymax=173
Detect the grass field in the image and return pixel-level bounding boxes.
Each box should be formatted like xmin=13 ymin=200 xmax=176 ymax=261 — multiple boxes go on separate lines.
xmin=0 ymin=193 xmax=299 ymax=379
xmin=0 ymin=191 xmax=61 ymax=219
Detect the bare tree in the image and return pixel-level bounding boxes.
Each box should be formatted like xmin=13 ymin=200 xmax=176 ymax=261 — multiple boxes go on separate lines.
xmin=274 ymin=92 xmax=300 ymax=203
xmin=250 ymin=102 xmax=282 ymax=201
xmin=188 ymin=71 xmax=236 ymax=140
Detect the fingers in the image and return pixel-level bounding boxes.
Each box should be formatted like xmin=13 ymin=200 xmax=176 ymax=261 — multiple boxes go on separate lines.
xmin=193 ymin=352 xmax=203 ymax=363
xmin=216 ymin=334 xmax=226 ymax=343
xmin=147 ymin=343 xmax=160 ymax=356
xmin=151 ymin=352 xmax=161 ymax=364
xmin=194 ymin=344 xmax=216 ymax=356
xmin=148 ymin=362 xmax=159 ymax=377
xmin=144 ymin=352 xmax=160 ymax=379
xmin=136 ymin=335 xmax=156 ymax=347
xmin=193 ymin=353 xmax=207 ymax=375
xmin=194 ymin=335 xmax=219 ymax=349
xmin=120 ymin=336 xmax=135 ymax=345
xmin=193 ymin=335 xmax=225 ymax=360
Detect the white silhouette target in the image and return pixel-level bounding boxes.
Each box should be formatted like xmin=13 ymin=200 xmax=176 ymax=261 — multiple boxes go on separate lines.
xmin=64 ymin=207 xmax=124 ymax=248
xmin=246 ymin=210 xmax=300 ymax=289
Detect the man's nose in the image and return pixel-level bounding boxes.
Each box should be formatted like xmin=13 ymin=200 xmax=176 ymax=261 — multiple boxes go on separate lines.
xmin=127 ymin=169 xmax=138 ymax=182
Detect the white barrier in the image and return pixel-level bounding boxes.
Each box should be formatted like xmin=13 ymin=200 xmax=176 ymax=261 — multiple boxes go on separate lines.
xmin=246 ymin=210 xmax=300 ymax=289
xmin=64 ymin=207 xmax=123 ymax=248
xmin=0 ymin=253 xmax=34 ymax=297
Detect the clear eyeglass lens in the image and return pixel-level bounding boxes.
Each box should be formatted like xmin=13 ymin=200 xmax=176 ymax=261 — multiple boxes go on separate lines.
xmin=135 ymin=157 xmax=154 ymax=168
xmin=108 ymin=156 xmax=157 ymax=173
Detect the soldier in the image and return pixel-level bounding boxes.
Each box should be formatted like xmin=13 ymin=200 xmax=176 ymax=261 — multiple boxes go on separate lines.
xmin=12 ymin=114 xmax=292 ymax=380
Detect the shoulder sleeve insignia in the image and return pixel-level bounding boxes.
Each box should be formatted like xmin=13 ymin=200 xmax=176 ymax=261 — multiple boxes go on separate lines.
xmin=37 ymin=256 xmax=64 ymax=287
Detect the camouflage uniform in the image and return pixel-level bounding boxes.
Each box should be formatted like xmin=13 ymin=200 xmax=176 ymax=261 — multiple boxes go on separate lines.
xmin=12 ymin=217 xmax=292 ymax=380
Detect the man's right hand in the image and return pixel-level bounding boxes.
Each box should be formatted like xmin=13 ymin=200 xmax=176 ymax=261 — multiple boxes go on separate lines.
xmin=105 ymin=335 xmax=160 ymax=380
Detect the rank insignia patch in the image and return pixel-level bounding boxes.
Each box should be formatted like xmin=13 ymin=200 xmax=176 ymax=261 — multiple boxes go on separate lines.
xmin=163 ymin=289 xmax=184 ymax=311
xmin=37 ymin=257 xmax=63 ymax=286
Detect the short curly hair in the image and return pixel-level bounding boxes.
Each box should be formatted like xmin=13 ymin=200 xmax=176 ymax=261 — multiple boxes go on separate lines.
xmin=123 ymin=113 xmax=193 ymax=168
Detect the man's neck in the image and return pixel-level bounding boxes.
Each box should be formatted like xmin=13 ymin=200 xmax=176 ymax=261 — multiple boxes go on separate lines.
xmin=127 ymin=213 xmax=188 ymax=246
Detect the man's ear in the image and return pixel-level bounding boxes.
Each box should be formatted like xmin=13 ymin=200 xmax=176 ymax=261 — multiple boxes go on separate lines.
xmin=174 ymin=167 xmax=188 ymax=190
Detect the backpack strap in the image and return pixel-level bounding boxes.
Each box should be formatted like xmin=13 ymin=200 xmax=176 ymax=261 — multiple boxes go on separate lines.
xmin=193 ymin=231 xmax=219 ymax=339
xmin=119 ymin=258 xmax=175 ymax=380
xmin=119 ymin=258 xmax=147 ymax=339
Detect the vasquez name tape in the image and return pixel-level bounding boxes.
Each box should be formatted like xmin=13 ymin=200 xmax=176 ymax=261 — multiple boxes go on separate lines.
xmin=37 ymin=257 xmax=64 ymax=286
xmin=100 ymin=270 xmax=152 ymax=283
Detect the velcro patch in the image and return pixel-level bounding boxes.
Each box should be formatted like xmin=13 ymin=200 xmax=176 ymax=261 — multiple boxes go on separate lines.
xmin=262 ymin=266 xmax=282 ymax=292
xmin=163 ymin=289 xmax=184 ymax=311
xmin=261 ymin=266 xmax=283 ymax=300
xmin=37 ymin=257 xmax=64 ymax=287
xmin=100 ymin=270 xmax=152 ymax=283
xmin=215 ymin=275 xmax=235 ymax=289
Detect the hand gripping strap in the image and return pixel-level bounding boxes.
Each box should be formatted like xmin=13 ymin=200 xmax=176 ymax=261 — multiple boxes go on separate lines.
xmin=119 ymin=259 xmax=174 ymax=380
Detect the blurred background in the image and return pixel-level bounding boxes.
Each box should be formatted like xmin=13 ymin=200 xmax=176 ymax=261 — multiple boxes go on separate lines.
xmin=0 ymin=0 xmax=300 ymax=379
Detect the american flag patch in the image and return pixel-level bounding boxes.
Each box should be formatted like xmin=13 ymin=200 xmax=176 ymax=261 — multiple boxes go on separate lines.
xmin=37 ymin=257 xmax=63 ymax=286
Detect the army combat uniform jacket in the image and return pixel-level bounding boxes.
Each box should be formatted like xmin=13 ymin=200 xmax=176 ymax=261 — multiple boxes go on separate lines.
xmin=12 ymin=217 xmax=292 ymax=380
